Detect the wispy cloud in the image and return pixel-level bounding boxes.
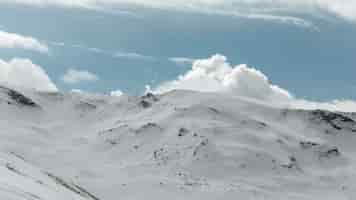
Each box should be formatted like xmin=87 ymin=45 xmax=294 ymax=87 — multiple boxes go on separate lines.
xmin=49 ymin=41 xmax=155 ymax=61
xmin=0 ymin=0 xmax=137 ymax=16
xmin=110 ymin=90 xmax=124 ymax=97
xmin=233 ymin=13 xmax=318 ymax=30
xmin=169 ymin=57 xmax=196 ymax=65
xmin=113 ymin=51 xmax=154 ymax=61
xmin=2 ymin=0 xmax=356 ymax=27
xmin=62 ymin=68 xmax=99 ymax=84
xmin=180 ymin=6 xmax=318 ymax=30
xmin=0 ymin=30 xmax=49 ymax=53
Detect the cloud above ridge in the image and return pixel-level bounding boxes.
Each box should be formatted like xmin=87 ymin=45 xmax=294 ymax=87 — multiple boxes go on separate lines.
xmin=291 ymin=99 xmax=356 ymax=113
xmin=153 ymin=54 xmax=292 ymax=102
xmin=0 ymin=30 xmax=48 ymax=53
xmin=0 ymin=58 xmax=57 ymax=92
xmin=110 ymin=90 xmax=124 ymax=97
xmin=153 ymin=54 xmax=356 ymax=112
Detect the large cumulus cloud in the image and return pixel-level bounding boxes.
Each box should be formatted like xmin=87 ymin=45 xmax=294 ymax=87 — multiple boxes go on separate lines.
xmin=0 ymin=58 xmax=57 ymax=92
xmin=153 ymin=54 xmax=356 ymax=112
xmin=153 ymin=54 xmax=292 ymax=101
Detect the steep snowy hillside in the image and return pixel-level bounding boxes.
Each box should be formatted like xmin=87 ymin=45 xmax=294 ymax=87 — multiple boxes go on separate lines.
xmin=0 ymin=152 xmax=99 ymax=200
xmin=1 ymin=86 xmax=356 ymax=200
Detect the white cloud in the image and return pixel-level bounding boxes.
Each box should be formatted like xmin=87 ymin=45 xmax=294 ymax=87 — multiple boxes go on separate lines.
xmin=0 ymin=58 xmax=57 ymax=92
xmin=169 ymin=57 xmax=196 ymax=65
xmin=62 ymin=69 xmax=99 ymax=84
xmin=0 ymin=0 xmax=94 ymax=9
xmin=153 ymin=54 xmax=292 ymax=102
xmin=291 ymin=99 xmax=356 ymax=113
xmin=110 ymin=90 xmax=124 ymax=97
xmin=1 ymin=0 xmax=356 ymax=25
xmin=155 ymin=54 xmax=356 ymax=112
xmin=0 ymin=30 xmax=48 ymax=53
xmin=48 ymin=41 xmax=156 ymax=61
xmin=113 ymin=51 xmax=154 ymax=61
xmin=70 ymin=89 xmax=84 ymax=94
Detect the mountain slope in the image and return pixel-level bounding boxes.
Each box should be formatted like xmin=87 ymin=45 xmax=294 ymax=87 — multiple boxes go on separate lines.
xmin=1 ymin=87 xmax=356 ymax=199
xmin=0 ymin=151 xmax=100 ymax=200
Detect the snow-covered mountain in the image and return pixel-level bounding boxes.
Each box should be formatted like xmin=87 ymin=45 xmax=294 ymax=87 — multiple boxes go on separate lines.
xmin=1 ymin=86 xmax=356 ymax=200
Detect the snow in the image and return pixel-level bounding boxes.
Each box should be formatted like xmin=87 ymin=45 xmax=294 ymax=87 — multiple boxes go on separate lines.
xmin=1 ymin=86 xmax=356 ymax=199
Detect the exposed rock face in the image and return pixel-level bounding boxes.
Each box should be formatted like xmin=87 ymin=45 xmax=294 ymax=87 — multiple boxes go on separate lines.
xmin=139 ymin=100 xmax=152 ymax=108
xmin=142 ymin=92 xmax=159 ymax=102
xmin=318 ymin=147 xmax=341 ymax=158
xmin=0 ymin=86 xmax=39 ymax=107
xmin=300 ymin=141 xmax=319 ymax=149
xmin=138 ymin=93 xmax=159 ymax=108
xmin=178 ymin=128 xmax=189 ymax=137
xmin=310 ymin=110 xmax=356 ymax=132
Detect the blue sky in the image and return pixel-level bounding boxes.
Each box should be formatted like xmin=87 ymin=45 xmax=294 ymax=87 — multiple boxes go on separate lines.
xmin=0 ymin=1 xmax=356 ymax=101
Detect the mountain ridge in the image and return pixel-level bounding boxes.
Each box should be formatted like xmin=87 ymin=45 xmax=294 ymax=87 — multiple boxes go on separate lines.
xmin=1 ymin=86 xmax=356 ymax=199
